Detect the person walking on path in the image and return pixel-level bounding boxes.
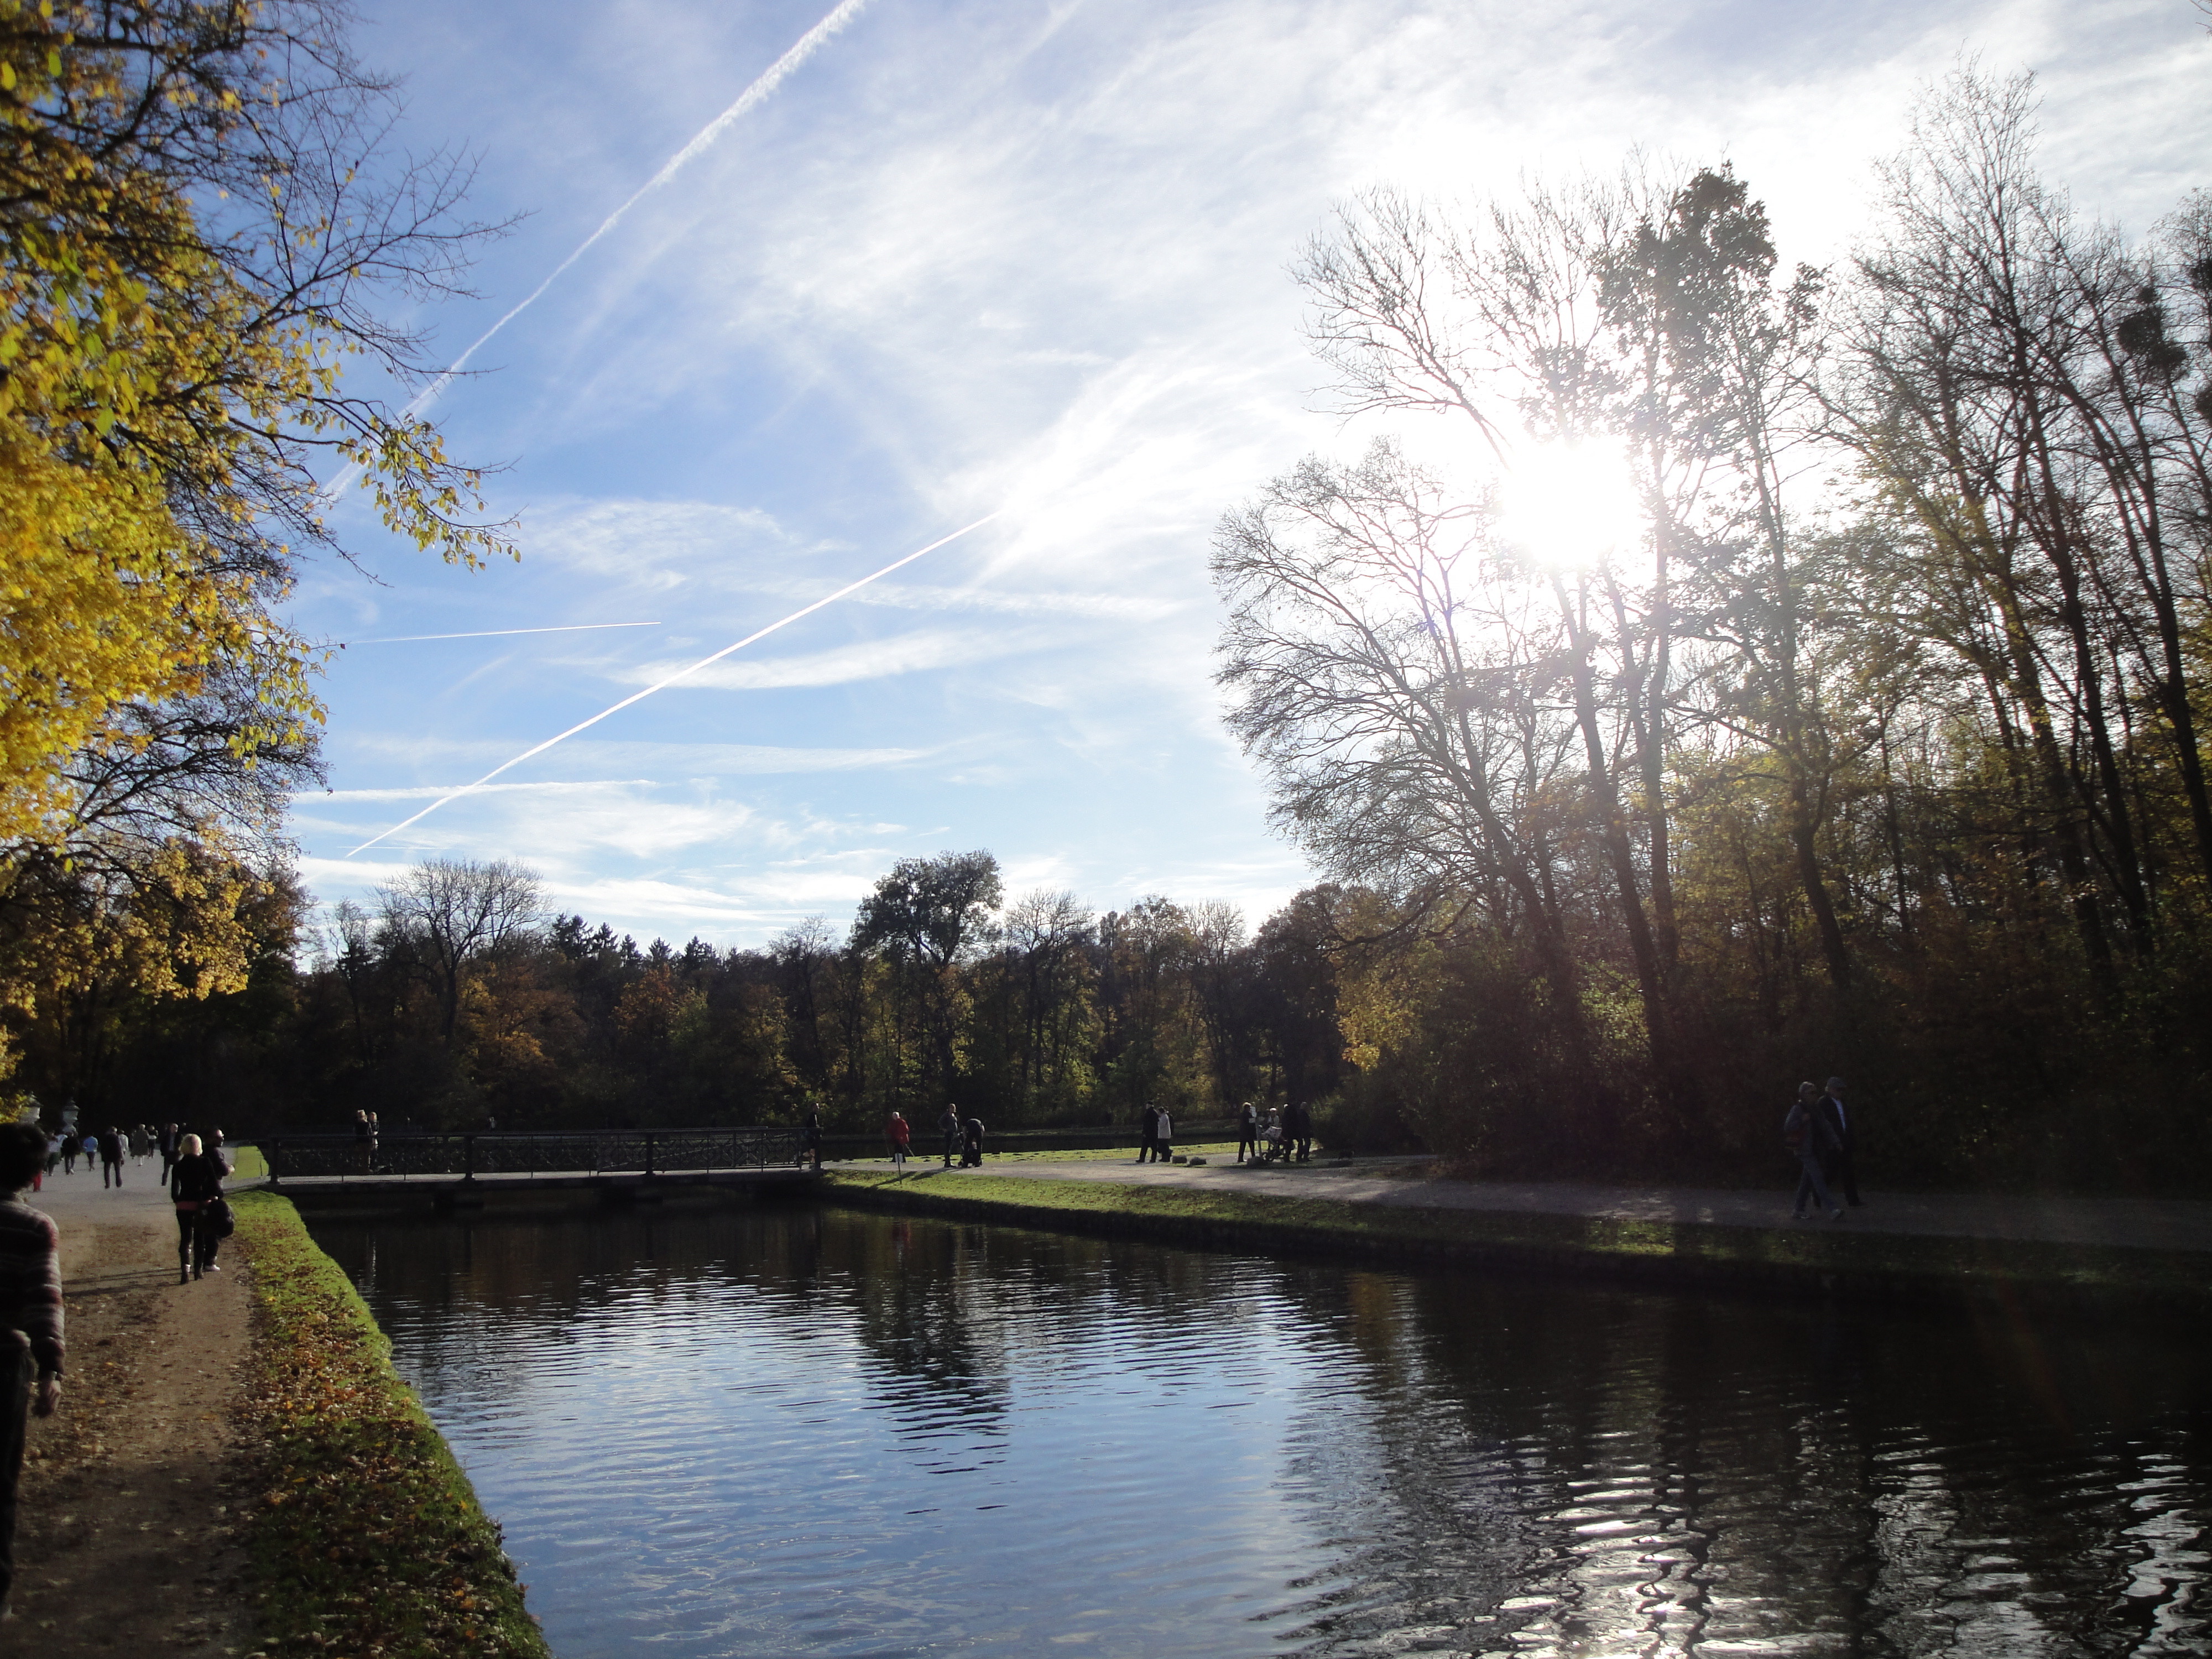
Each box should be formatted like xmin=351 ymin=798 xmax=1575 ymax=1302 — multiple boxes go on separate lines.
xmin=1820 ymin=1077 xmax=1863 ymax=1207
xmin=1138 ymin=1103 xmax=1160 ymax=1164
xmin=169 ymin=1133 xmax=227 ymax=1281
xmin=1290 ymin=1102 xmax=1313 ymax=1163
xmin=98 ymin=1126 xmax=125 ymax=1188
xmin=0 ymin=1120 xmax=64 ymax=1621
xmin=938 ymin=1105 xmax=962 ymax=1168
xmin=157 ymin=1121 xmax=179 ymax=1183
xmin=1236 ymin=1102 xmax=1259 ymax=1164
xmin=59 ymin=1134 xmax=76 ymax=1177
xmin=886 ymin=1110 xmax=911 ymax=1171
xmin=1155 ymin=1107 xmax=1173 ymax=1163
xmin=1785 ymin=1083 xmax=1843 ymax=1221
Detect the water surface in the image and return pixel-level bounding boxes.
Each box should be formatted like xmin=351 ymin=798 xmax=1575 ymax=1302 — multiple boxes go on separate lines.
xmin=310 ymin=1204 xmax=2212 ymax=1657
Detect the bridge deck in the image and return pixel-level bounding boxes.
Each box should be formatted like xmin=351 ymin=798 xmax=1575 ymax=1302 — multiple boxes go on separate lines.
xmin=262 ymin=1166 xmax=820 ymax=1208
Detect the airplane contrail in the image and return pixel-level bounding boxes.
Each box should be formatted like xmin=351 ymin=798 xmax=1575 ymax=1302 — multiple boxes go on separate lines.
xmin=345 ymin=622 xmax=663 ymax=645
xmin=344 ymin=510 xmax=1001 ymax=858
xmin=325 ymin=0 xmax=873 ymax=502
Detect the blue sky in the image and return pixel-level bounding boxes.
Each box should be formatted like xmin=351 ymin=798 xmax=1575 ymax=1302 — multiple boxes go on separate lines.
xmin=287 ymin=0 xmax=2212 ymax=949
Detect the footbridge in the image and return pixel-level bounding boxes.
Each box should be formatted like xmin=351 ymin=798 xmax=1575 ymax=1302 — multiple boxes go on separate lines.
xmin=261 ymin=1126 xmax=818 ymax=1212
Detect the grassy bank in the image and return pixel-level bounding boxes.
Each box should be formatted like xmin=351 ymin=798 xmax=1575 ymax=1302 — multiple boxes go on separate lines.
xmin=822 ymin=1168 xmax=2208 ymax=1313
xmin=232 ymin=1191 xmax=550 ymax=1659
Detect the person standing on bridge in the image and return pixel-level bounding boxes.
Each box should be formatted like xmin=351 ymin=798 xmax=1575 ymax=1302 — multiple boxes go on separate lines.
xmin=802 ymin=1107 xmax=824 ymax=1173
xmin=0 ymin=1120 xmax=65 ymax=1621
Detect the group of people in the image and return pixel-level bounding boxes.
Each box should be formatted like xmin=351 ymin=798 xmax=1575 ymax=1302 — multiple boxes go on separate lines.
xmin=1782 ymin=1076 xmax=1863 ymax=1220
xmin=932 ymin=1107 xmax=987 ymax=1167
xmin=351 ymin=1109 xmax=383 ymax=1171
xmin=874 ymin=1109 xmax=988 ymax=1170
xmin=0 ymin=1114 xmax=233 ymax=1614
xmin=37 ymin=1121 xmax=236 ymax=1276
xmin=1236 ymin=1101 xmax=1312 ymax=1164
xmin=1135 ymin=1103 xmax=1176 ymax=1162
xmin=43 ymin=1123 xmax=165 ymax=1187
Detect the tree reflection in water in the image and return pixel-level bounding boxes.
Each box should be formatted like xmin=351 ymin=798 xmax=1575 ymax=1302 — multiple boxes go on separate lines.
xmin=312 ymin=1206 xmax=2212 ymax=1659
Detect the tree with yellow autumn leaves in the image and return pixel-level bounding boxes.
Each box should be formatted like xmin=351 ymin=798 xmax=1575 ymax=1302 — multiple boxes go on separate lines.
xmin=0 ymin=0 xmax=508 ymax=1102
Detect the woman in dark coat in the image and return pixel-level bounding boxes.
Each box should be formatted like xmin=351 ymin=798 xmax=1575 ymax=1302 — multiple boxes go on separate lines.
xmin=169 ymin=1134 xmax=226 ymax=1282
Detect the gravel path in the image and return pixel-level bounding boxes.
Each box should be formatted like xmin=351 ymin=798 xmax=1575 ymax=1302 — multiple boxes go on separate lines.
xmin=3 ymin=1162 xmax=257 ymax=1657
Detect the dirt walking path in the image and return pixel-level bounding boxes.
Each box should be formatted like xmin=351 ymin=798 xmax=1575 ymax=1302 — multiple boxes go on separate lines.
xmin=0 ymin=1160 xmax=258 ymax=1657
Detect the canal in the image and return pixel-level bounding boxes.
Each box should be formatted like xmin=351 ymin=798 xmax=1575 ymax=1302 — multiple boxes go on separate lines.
xmin=309 ymin=1203 xmax=2211 ymax=1657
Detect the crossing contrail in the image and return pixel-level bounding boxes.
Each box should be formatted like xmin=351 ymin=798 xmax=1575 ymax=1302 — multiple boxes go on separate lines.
xmin=345 ymin=622 xmax=662 ymax=645
xmin=343 ymin=510 xmax=1000 ymax=858
xmin=325 ymin=0 xmax=873 ymax=502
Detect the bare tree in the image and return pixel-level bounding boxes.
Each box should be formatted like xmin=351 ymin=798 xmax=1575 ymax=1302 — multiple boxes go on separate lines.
xmin=1213 ymin=441 xmax=1588 ymax=1032
xmin=1002 ymin=889 xmax=1097 ymax=1108
xmin=378 ymin=858 xmax=542 ymax=1045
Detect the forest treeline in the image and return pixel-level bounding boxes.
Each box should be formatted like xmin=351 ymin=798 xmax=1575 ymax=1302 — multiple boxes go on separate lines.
xmin=4 ymin=51 xmax=2209 ymax=1190
xmin=12 ymin=851 xmax=1353 ymax=1142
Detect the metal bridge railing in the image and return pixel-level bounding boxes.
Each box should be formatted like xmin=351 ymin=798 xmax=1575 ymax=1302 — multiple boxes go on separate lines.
xmin=263 ymin=1127 xmax=809 ymax=1183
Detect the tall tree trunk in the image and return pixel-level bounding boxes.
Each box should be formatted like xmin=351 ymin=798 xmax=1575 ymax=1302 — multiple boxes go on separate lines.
xmin=2018 ymin=411 xmax=2152 ymax=946
xmin=1556 ymin=577 xmax=1672 ymax=1079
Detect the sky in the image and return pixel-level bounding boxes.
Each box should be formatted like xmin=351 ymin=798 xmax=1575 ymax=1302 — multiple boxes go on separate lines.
xmin=286 ymin=0 xmax=2212 ymax=951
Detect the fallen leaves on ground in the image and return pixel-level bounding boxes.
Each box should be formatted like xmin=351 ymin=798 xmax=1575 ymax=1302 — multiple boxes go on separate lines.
xmin=233 ymin=1193 xmax=549 ymax=1659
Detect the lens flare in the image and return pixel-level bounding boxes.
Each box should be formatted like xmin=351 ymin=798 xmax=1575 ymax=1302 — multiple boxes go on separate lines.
xmin=1495 ymin=435 xmax=1643 ymax=569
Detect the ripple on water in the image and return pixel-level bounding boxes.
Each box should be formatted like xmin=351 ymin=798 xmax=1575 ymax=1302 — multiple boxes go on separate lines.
xmin=317 ymin=1207 xmax=2212 ymax=1659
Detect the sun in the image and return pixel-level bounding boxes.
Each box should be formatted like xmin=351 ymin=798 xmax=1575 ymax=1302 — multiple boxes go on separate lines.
xmin=1494 ymin=435 xmax=1645 ymax=570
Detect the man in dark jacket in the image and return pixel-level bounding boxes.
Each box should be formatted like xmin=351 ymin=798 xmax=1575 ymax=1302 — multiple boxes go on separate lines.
xmin=1137 ymin=1103 xmax=1159 ymax=1164
xmin=1819 ymin=1076 xmax=1863 ymax=1207
xmin=1786 ymin=1083 xmax=1843 ymax=1221
xmin=0 ymin=1120 xmax=64 ymax=1618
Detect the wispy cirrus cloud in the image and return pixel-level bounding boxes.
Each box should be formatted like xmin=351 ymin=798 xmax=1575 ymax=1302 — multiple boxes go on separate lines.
xmin=618 ymin=624 xmax=1060 ymax=692
xmin=291 ymin=0 xmax=2210 ymax=947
